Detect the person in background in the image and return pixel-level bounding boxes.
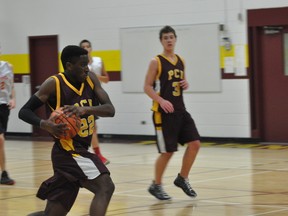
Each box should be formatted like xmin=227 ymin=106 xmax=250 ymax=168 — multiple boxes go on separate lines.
xmin=144 ymin=26 xmax=201 ymax=200
xmin=19 ymin=45 xmax=115 ymax=216
xmin=79 ymin=39 xmax=110 ymax=165
xmin=0 ymin=50 xmax=16 ymax=185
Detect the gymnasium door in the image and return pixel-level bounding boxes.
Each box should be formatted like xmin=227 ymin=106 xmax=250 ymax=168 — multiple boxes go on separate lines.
xmin=259 ymin=26 xmax=288 ymax=142
xmin=29 ymin=35 xmax=59 ymax=138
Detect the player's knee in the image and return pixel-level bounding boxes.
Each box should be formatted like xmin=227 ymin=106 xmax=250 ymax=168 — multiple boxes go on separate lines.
xmin=108 ymin=179 xmax=115 ymax=196
xmin=188 ymin=140 xmax=200 ymax=151
xmin=161 ymin=152 xmax=173 ymax=158
xmin=103 ymin=175 xmax=115 ymax=197
xmin=95 ymin=174 xmax=115 ymax=197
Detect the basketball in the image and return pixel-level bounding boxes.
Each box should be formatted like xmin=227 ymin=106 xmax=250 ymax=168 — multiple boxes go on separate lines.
xmin=49 ymin=107 xmax=81 ymax=139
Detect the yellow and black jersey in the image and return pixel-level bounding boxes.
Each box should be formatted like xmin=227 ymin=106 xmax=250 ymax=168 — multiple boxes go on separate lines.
xmin=47 ymin=72 xmax=99 ymax=150
xmin=152 ymin=54 xmax=186 ymax=113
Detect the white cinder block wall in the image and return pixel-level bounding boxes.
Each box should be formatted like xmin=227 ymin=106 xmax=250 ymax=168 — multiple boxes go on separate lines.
xmin=2 ymin=0 xmax=288 ymax=137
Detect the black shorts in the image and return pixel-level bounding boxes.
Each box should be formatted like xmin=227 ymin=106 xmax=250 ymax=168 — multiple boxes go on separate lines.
xmin=153 ymin=111 xmax=200 ymax=153
xmin=0 ymin=104 xmax=10 ymax=134
xmin=37 ymin=142 xmax=110 ymax=211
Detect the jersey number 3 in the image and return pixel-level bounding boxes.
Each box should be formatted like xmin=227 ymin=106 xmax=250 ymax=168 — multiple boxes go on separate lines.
xmin=172 ymin=82 xmax=181 ymax=96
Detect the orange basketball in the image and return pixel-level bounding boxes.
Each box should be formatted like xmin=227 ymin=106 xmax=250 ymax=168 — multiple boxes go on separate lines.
xmin=50 ymin=107 xmax=81 ymax=139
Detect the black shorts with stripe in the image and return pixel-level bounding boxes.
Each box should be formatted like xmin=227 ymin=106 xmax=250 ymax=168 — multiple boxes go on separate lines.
xmin=153 ymin=110 xmax=200 ymax=153
xmin=36 ymin=141 xmax=110 ymax=211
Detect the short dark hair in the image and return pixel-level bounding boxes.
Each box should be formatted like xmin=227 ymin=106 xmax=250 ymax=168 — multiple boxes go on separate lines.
xmin=159 ymin=25 xmax=177 ymax=40
xmin=61 ymin=45 xmax=88 ymax=70
xmin=79 ymin=39 xmax=91 ymax=47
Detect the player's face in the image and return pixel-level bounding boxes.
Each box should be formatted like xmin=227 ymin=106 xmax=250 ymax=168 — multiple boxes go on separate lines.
xmin=160 ymin=32 xmax=176 ymax=51
xmin=70 ymin=55 xmax=89 ymax=83
xmin=80 ymin=42 xmax=92 ymax=55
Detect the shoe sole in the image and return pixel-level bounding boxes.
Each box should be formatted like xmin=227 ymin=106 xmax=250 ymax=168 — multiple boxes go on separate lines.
xmin=1 ymin=181 xmax=15 ymax=185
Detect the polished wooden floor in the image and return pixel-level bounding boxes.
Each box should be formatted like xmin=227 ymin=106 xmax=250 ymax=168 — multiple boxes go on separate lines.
xmin=1 ymin=139 xmax=288 ymax=216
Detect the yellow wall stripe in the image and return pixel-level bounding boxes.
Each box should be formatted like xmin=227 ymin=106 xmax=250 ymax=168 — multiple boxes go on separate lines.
xmin=1 ymin=54 xmax=30 ymax=74
xmin=58 ymin=50 xmax=121 ymax=73
xmin=2 ymin=46 xmax=248 ymax=75
xmin=2 ymin=50 xmax=121 ymax=75
xmin=92 ymin=50 xmax=121 ymax=72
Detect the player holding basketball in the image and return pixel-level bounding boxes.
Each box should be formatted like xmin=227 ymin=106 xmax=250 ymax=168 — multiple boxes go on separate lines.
xmin=19 ymin=45 xmax=115 ymax=216
xmin=144 ymin=26 xmax=201 ymax=200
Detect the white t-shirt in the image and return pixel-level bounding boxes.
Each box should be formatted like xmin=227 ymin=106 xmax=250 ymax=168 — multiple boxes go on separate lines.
xmin=0 ymin=61 xmax=13 ymax=105
xmin=88 ymin=57 xmax=102 ymax=76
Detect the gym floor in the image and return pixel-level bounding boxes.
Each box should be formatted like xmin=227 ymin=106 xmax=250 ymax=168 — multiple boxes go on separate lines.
xmin=1 ymin=139 xmax=288 ymax=216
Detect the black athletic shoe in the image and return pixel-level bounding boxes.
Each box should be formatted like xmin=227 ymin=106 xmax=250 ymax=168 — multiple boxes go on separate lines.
xmin=148 ymin=181 xmax=171 ymax=200
xmin=1 ymin=171 xmax=15 ymax=185
xmin=174 ymin=173 xmax=197 ymax=197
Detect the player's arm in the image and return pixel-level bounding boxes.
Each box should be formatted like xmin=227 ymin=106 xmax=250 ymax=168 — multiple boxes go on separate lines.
xmin=90 ymin=71 xmax=114 ymax=116
xmin=19 ymin=77 xmax=55 ymax=127
xmin=18 ymin=77 xmax=68 ymax=137
xmin=144 ymin=58 xmax=174 ymax=113
xmin=179 ymin=58 xmax=189 ymax=90
xmin=97 ymin=61 xmax=109 ymax=83
xmin=7 ymin=64 xmax=16 ymax=109
xmin=9 ymin=83 xmax=16 ymax=109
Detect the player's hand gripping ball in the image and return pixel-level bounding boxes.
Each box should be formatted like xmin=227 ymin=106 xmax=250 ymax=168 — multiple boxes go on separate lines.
xmin=49 ymin=107 xmax=81 ymax=139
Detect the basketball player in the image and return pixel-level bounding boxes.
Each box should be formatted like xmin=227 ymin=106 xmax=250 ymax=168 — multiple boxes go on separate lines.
xmin=79 ymin=39 xmax=110 ymax=165
xmin=19 ymin=45 xmax=115 ymax=216
xmin=144 ymin=26 xmax=201 ymax=200
xmin=0 ymin=58 xmax=16 ymax=185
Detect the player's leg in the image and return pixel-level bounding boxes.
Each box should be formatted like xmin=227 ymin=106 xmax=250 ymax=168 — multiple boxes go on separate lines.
xmin=148 ymin=152 xmax=174 ymax=200
xmin=178 ymin=111 xmax=200 ymax=178
xmin=179 ymin=140 xmax=200 ymax=178
xmin=0 ymin=134 xmax=13 ymax=185
xmin=154 ymin=111 xmax=178 ymax=184
xmin=80 ymin=173 xmax=114 ymax=216
xmin=174 ymin=111 xmax=200 ymax=197
xmin=0 ymin=133 xmax=6 ymax=172
xmin=30 ymin=172 xmax=79 ymax=216
xmin=27 ymin=200 xmax=68 ymax=216
xmin=91 ymin=123 xmax=110 ymax=165
xmin=0 ymin=106 xmax=14 ymax=185
xmin=155 ymin=152 xmax=173 ymax=184
xmin=148 ymin=112 xmax=176 ymax=200
xmin=44 ymin=200 xmax=69 ymax=216
xmin=174 ymin=140 xmax=200 ymax=197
